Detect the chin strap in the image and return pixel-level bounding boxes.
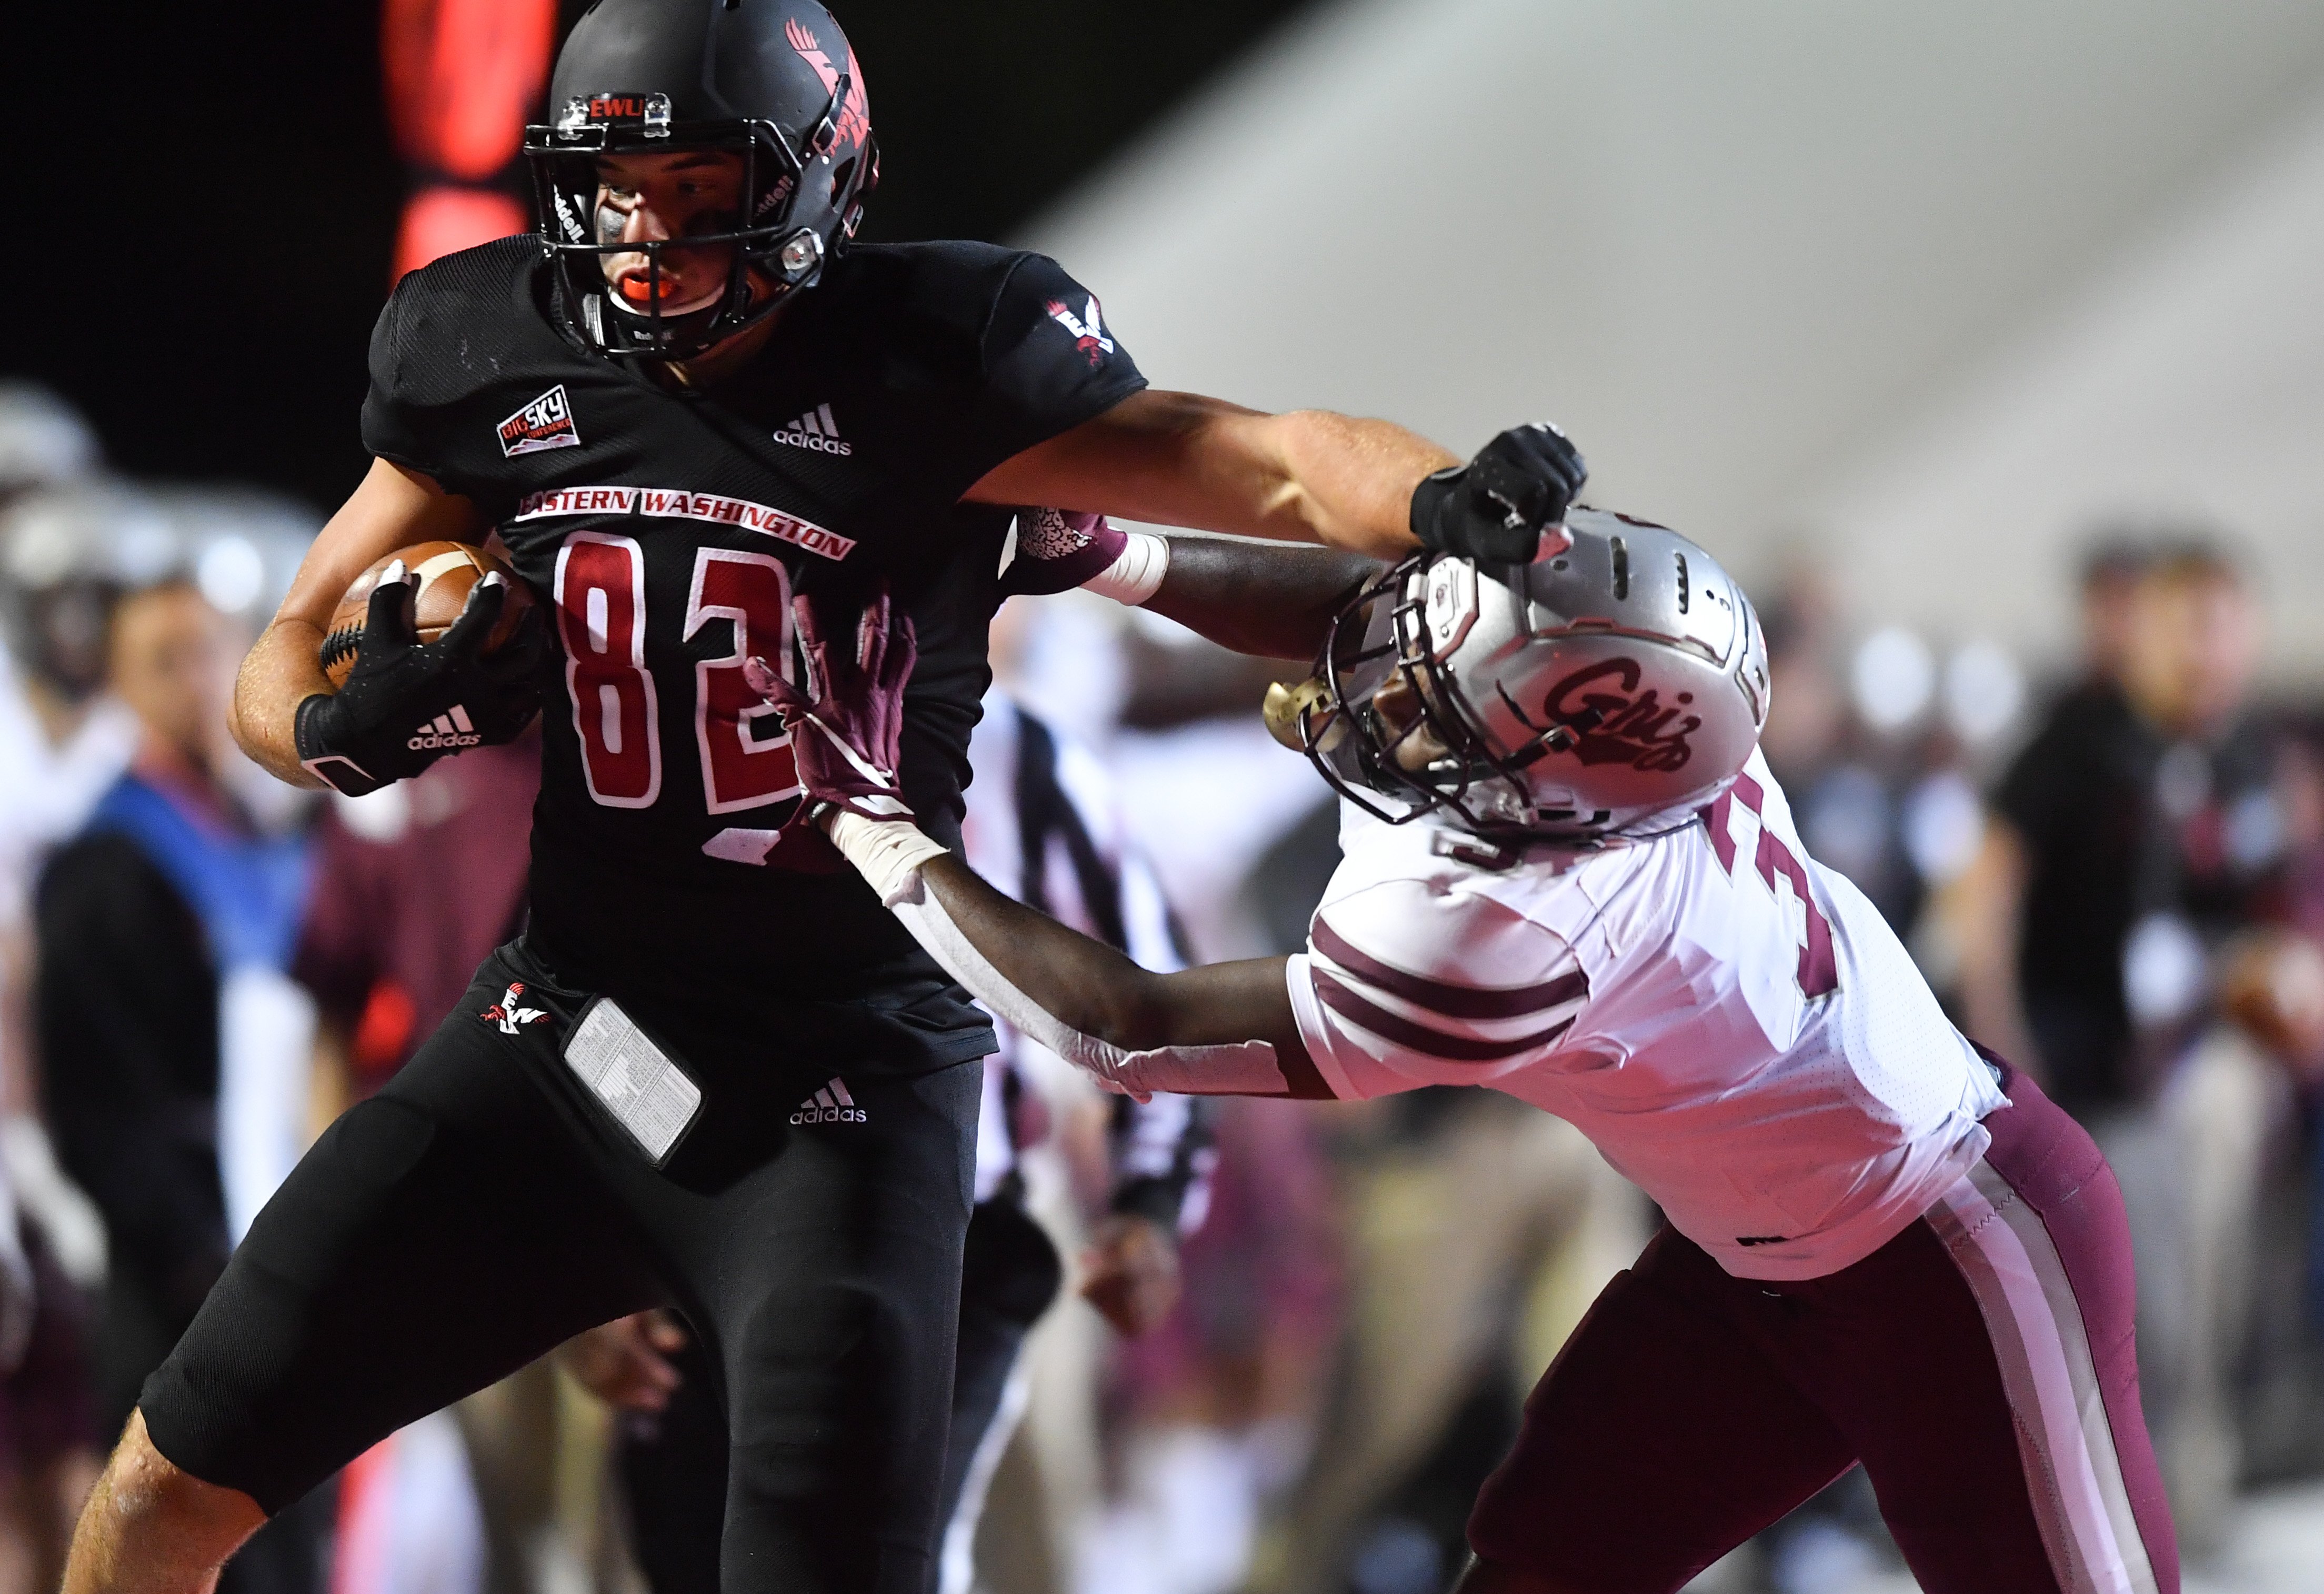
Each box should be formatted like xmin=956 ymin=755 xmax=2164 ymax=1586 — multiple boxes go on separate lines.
xmin=824 ymin=811 xmax=1286 ymax=1101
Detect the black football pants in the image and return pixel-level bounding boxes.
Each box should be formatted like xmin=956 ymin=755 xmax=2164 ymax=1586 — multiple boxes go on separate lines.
xmin=620 ymin=1193 xmax=1066 ymax=1594
xmin=139 ymin=940 xmax=980 ymax=1594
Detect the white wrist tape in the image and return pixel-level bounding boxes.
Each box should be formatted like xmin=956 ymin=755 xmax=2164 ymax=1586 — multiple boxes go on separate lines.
xmin=1084 ymin=531 xmax=1170 ymax=606
xmin=825 ymin=810 xmax=951 ymax=906
xmin=885 ymin=876 xmax=1285 ymax=1102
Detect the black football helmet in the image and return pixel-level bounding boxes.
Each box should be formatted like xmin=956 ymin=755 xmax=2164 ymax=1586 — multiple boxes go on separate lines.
xmin=524 ymin=0 xmax=878 ymax=361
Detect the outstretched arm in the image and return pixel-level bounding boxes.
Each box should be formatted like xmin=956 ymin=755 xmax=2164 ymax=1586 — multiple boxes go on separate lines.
xmin=746 ymin=591 xmax=1331 ymax=1102
xmin=968 ymin=391 xmax=1450 ymax=561
xmin=1144 ymin=535 xmax=1381 ymax=661
xmin=997 ymin=512 xmax=1377 ymax=662
xmin=911 ymin=851 xmax=1331 ymax=1099
xmin=969 ymin=391 xmax=1586 ymax=566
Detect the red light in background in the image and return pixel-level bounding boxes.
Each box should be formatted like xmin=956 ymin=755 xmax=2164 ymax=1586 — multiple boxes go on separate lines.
xmin=393 ymin=187 xmax=534 ymax=282
xmin=382 ymin=0 xmax=555 ymax=277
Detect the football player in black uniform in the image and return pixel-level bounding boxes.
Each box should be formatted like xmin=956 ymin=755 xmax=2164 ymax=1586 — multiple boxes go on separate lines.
xmin=62 ymin=3 xmax=1585 ymax=1591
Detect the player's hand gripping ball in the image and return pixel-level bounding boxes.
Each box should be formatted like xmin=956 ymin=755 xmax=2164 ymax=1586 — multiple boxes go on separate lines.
xmin=744 ymin=586 xmax=917 ymax=825
xmin=317 ymin=542 xmax=532 ymax=689
xmin=295 ymin=542 xmax=548 ymax=798
xmin=1410 ymin=422 xmax=1588 ymax=564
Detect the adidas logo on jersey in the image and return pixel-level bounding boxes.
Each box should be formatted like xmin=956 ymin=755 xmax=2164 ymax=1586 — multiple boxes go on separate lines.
xmin=790 ymin=1077 xmax=865 ymax=1125
xmin=772 ymin=403 xmax=851 ymax=455
xmin=408 ymin=705 xmax=482 ymax=751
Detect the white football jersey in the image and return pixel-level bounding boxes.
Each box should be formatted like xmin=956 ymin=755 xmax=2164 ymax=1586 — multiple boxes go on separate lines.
xmin=1285 ymin=749 xmax=2007 ymax=1281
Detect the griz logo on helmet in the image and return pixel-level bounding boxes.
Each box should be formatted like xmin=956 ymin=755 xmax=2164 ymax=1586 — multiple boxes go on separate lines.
xmin=1541 ymin=659 xmax=1701 ymax=773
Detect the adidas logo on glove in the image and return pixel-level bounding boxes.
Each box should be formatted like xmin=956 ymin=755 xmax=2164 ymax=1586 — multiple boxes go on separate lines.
xmin=790 ymin=1077 xmax=865 ymax=1125
xmin=408 ymin=705 xmax=482 ymax=751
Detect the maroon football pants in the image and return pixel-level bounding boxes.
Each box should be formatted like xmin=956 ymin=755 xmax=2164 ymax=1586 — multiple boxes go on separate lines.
xmin=1466 ymin=1063 xmax=2177 ymax=1594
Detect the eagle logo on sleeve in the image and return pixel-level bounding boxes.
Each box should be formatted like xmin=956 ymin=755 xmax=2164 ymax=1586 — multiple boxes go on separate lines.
xmin=1045 ymin=296 xmax=1115 ymax=365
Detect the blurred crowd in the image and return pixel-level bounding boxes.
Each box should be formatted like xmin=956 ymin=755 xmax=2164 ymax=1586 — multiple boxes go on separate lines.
xmin=3 ymin=374 xmax=2323 ymax=1594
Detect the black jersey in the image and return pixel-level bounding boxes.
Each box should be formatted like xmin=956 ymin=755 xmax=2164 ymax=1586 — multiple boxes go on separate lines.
xmin=360 ymin=236 xmax=1145 ymax=1074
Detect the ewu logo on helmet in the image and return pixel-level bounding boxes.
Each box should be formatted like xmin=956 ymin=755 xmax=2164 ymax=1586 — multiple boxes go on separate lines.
xmin=554 ymin=91 xmax=672 ymax=135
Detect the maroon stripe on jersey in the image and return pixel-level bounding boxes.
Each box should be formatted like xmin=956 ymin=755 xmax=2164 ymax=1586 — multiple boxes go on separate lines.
xmin=1311 ymin=968 xmax=1575 ymax=1062
xmin=1699 ymin=769 xmax=1765 ymax=873
xmin=1698 ymin=800 xmax=1737 ymax=872
xmin=1310 ymin=919 xmax=1586 ymax=1020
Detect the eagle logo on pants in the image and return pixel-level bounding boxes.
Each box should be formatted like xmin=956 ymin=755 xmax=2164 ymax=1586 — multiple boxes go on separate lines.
xmin=480 ymin=982 xmax=549 ymax=1036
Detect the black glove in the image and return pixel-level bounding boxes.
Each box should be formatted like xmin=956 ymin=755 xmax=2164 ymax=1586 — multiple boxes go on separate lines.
xmin=1409 ymin=423 xmax=1587 ymax=563
xmin=294 ymin=562 xmax=547 ymax=796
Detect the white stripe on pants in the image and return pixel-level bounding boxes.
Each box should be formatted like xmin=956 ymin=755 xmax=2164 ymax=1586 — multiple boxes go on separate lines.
xmin=1926 ymin=1162 xmax=2160 ymax=1594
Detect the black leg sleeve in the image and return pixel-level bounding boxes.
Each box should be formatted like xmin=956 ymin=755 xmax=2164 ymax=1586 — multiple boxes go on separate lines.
xmin=138 ymin=957 xmax=663 ymax=1511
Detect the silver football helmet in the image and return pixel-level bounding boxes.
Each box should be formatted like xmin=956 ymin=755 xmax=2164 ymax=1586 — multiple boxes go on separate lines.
xmin=1267 ymin=508 xmax=1770 ymax=842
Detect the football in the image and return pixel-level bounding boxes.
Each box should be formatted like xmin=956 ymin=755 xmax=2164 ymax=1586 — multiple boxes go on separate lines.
xmin=318 ymin=541 xmax=532 ymax=690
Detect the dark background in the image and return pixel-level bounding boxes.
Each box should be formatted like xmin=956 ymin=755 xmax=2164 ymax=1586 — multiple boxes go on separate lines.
xmin=13 ymin=0 xmax=1313 ymax=510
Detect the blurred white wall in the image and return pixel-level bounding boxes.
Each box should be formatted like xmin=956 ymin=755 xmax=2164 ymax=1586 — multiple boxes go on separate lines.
xmin=1019 ymin=0 xmax=2324 ymax=675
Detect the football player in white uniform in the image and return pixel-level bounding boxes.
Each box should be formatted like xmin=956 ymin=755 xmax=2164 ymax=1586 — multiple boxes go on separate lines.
xmin=756 ymin=511 xmax=2178 ymax=1594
